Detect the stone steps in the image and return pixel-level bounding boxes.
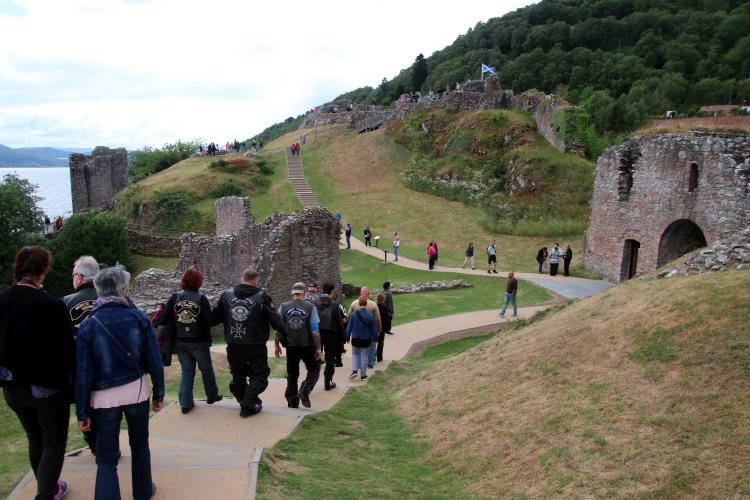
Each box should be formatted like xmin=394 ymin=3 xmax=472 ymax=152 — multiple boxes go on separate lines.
xmin=286 ymin=150 xmax=319 ymax=208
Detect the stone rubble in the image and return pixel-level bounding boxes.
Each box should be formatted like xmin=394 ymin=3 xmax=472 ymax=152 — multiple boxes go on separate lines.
xmin=658 ymin=228 xmax=750 ymax=278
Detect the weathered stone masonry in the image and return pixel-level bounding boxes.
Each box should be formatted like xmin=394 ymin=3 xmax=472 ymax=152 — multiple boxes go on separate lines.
xmin=69 ymin=146 xmax=129 ymax=213
xmin=176 ymin=197 xmax=341 ymax=304
xmin=583 ymin=132 xmax=750 ymax=283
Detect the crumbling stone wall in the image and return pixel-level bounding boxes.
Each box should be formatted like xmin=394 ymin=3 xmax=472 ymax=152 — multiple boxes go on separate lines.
xmin=215 ymin=196 xmax=254 ymax=236
xmin=69 ymin=146 xmax=128 ymax=213
xmin=176 ymin=198 xmax=341 ymax=304
xmin=583 ymin=133 xmax=750 ymax=282
xmin=127 ymin=230 xmax=181 ymax=256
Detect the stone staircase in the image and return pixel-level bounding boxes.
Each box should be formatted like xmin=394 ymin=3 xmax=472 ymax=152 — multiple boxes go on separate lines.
xmin=287 ymin=149 xmax=319 ymax=207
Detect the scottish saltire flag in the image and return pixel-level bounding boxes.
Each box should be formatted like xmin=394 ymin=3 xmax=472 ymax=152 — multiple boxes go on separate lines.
xmin=482 ymin=63 xmax=496 ymax=74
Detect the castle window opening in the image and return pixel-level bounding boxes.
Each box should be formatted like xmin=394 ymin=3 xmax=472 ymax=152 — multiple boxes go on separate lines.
xmin=688 ymin=162 xmax=699 ymax=192
xmin=616 ymin=149 xmax=639 ymax=201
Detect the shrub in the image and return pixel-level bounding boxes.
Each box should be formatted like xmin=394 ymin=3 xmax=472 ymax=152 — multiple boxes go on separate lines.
xmin=153 ymin=189 xmax=193 ymax=221
xmin=258 ymin=160 xmax=273 ymax=176
xmin=210 ymin=182 xmax=244 ymax=198
xmin=129 ymin=141 xmax=198 ymax=182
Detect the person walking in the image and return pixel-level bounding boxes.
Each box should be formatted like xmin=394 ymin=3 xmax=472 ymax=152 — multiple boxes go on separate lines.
xmin=75 ymin=266 xmax=164 ymax=500
xmin=161 ymin=268 xmax=222 ymax=414
xmin=347 ymin=287 xmax=382 ymax=334
xmin=276 ymin=282 xmax=322 ymax=408
xmin=213 ymin=268 xmax=285 ymax=417
xmin=345 ymin=295 xmax=378 ymax=381
xmin=315 ymin=283 xmax=345 ymax=390
xmin=487 ymin=240 xmax=498 ymax=274
xmin=382 ymin=281 xmax=394 ymax=336
xmin=428 ymin=241 xmax=437 ymax=270
xmin=393 ymin=232 xmax=400 ymax=261
xmin=563 ymin=243 xmax=573 ymax=276
xmin=364 ymin=226 xmax=372 ymax=247
xmin=331 ymin=291 xmax=347 ymax=367
xmin=536 ymin=247 xmax=548 ymax=274
xmin=345 ymin=224 xmax=352 ymax=249
xmin=499 ymin=271 xmax=518 ymax=319
xmin=549 ymin=243 xmax=563 ymax=276
xmin=463 ymin=242 xmax=476 ymax=269
xmin=375 ymin=293 xmax=389 ymax=363
xmin=1 ymin=246 xmax=75 ymax=500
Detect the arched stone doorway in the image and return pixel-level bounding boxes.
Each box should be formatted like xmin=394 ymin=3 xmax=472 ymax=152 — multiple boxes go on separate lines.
xmin=657 ymin=219 xmax=707 ymax=266
xmin=620 ymin=239 xmax=640 ymax=281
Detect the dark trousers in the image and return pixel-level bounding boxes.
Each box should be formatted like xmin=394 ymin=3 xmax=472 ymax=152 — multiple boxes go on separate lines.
xmin=550 ymin=262 xmax=559 ymax=276
xmin=345 ymin=234 xmax=351 ymax=248
xmin=428 ymin=255 xmax=436 ymax=269
xmin=365 ymin=237 xmax=371 ymax=247
xmin=93 ymin=399 xmax=152 ymax=500
xmin=563 ymin=258 xmax=571 ymax=276
xmin=376 ymin=329 xmax=386 ymax=361
xmin=284 ymin=345 xmax=320 ymax=399
xmin=226 ymin=343 xmax=270 ymax=407
xmin=3 ymin=386 xmax=69 ymax=499
xmin=320 ymin=330 xmax=338 ymax=379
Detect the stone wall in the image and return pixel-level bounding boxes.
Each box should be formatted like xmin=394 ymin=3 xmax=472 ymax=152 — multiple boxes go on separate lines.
xmin=127 ymin=230 xmax=181 ymax=257
xmin=510 ymin=91 xmax=585 ymax=155
xmin=175 ymin=200 xmax=341 ymax=304
xmin=583 ymin=133 xmax=750 ymax=282
xmin=69 ymin=146 xmax=129 ymax=213
xmin=215 ymin=196 xmax=254 ymax=236
xmin=658 ymin=228 xmax=750 ymax=278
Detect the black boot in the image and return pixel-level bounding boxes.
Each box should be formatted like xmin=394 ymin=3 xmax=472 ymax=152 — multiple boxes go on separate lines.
xmin=324 ymin=377 xmax=336 ymax=391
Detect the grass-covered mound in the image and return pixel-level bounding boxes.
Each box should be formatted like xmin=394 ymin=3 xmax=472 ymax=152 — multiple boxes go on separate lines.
xmin=390 ymin=108 xmax=595 ymax=236
xmin=398 ymin=270 xmax=750 ymax=497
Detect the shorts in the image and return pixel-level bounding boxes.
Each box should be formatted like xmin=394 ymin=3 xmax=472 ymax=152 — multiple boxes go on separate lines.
xmin=488 ymin=255 xmax=497 ymax=264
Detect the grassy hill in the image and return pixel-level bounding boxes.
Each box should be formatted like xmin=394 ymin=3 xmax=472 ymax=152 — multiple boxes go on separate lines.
xmin=397 ymin=270 xmax=750 ymax=497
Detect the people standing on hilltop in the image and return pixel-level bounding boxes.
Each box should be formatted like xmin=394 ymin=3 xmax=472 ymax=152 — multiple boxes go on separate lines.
xmin=276 ymin=282 xmax=321 ymax=409
xmin=364 ymin=226 xmax=372 ymax=247
xmin=393 ymin=232 xmax=400 ymax=262
xmin=75 ymin=265 xmax=164 ymax=500
xmin=563 ymin=243 xmax=573 ymax=276
xmin=549 ymin=242 xmax=563 ymax=276
xmin=226 ymin=141 xmax=231 ymax=155
xmin=1 ymin=246 xmax=75 ymax=500
xmin=161 ymin=268 xmax=223 ymax=415
xmin=213 ymin=268 xmax=285 ymax=417
xmin=499 ymin=271 xmax=518 ymax=319
xmin=536 ymin=246 xmax=548 ymax=274
xmin=345 ymin=223 xmax=352 ymax=249
xmin=463 ymin=242 xmax=476 ymax=270
xmin=487 ymin=239 xmax=498 ymax=274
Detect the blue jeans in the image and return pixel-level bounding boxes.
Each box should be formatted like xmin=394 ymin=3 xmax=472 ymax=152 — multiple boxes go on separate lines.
xmin=3 ymin=386 xmax=69 ymax=499
xmin=175 ymin=340 xmax=220 ymax=408
xmin=393 ymin=245 xmax=399 ymax=261
xmin=93 ymin=399 xmax=152 ymax=500
xmin=368 ymin=342 xmax=378 ymax=367
xmin=351 ymin=345 xmax=370 ymax=377
xmin=500 ymin=292 xmax=517 ymax=317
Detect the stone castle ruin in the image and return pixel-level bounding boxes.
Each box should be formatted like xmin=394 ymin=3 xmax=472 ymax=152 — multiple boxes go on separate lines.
xmin=583 ymin=132 xmax=750 ymax=282
xmin=177 ymin=197 xmax=341 ymax=303
xmin=69 ymin=146 xmax=129 ymax=213
xmin=300 ymin=77 xmax=587 ymax=156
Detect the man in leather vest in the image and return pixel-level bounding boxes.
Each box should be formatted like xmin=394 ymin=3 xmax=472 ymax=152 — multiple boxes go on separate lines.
xmin=63 ymin=255 xmax=100 ymax=337
xmin=213 ymin=268 xmax=285 ymax=417
xmin=275 ymin=282 xmax=322 ymax=409
xmin=316 ymin=283 xmax=345 ymax=391
xmin=62 ymin=255 xmax=100 ymax=454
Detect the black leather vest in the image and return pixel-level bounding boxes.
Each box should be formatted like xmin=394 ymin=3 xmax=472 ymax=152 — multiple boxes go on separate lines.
xmin=279 ymin=299 xmax=313 ymax=347
xmin=173 ymin=289 xmax=203 ymax=339
xmin=220 ymin=289 xmax=267 ymax=345
xmin=63 ymin=284 xmax=98 ymax=333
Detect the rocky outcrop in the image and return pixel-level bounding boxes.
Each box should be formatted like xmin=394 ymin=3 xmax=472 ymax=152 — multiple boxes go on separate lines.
xmin=658 ymin=228 xmax=750 ymax=278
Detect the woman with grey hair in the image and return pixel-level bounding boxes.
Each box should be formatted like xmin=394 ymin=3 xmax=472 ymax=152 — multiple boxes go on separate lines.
xmin=75 ymin=266 xmax=165 ymax=499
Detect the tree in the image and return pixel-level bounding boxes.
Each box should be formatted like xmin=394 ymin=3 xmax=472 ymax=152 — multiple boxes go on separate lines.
xmin=0 ymin=174 xmax=44 ymax=287
xmin=411 ymin=54 xmax=428 ymax=92
xmin=44 ymin=212 xmax=132 ymax=297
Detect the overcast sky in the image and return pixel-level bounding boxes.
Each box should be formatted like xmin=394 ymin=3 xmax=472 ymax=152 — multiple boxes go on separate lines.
xmin=0 ymin=0 xmax=534 ymax=150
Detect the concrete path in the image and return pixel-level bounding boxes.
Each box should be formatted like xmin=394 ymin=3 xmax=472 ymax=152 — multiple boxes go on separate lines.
xmin=344 ymin=234 xmax=611 ymax=300
xmin=10 ymin=307 xmax=544 ymax=500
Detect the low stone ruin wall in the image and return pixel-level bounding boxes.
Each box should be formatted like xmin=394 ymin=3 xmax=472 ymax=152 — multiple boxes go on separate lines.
xmin=127 ymin=230 xmax=181 ymax=257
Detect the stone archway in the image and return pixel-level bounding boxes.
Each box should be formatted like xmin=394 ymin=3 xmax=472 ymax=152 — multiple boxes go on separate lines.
xmin=657 ymin=219 xmax=707 ymax=266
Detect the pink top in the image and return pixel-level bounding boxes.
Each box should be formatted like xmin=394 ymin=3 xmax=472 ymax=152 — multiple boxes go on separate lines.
xmin=91 ymin=375 xmax=150 ymax=409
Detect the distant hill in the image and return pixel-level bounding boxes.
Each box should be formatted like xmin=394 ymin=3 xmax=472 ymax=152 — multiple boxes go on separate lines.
xmin=0 ymin=144 xmax=92 ymax=168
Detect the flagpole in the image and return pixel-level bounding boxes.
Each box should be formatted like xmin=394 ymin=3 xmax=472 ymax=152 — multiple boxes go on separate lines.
xmin=480 ymin=62 xmax=483 ymax=81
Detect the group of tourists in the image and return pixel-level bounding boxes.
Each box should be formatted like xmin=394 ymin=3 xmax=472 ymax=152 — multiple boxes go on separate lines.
xmin=0 ymin=245 xmax=396 ymax=499
xmin=536 ymin=242 xmax=573 ymax=276
xmin=290 ymin=142 xmax=301 ymax=156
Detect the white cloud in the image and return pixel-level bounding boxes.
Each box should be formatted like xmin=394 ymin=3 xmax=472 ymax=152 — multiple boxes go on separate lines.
xmin=0 ymin=0 xmax=534 ymax=149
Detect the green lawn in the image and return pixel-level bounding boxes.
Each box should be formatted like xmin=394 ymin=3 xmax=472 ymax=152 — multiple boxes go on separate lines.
xmin=340 ymin=250 xmax=552 ymax=324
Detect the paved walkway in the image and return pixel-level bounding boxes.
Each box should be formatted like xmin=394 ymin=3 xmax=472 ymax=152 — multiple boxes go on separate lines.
xmin=345 ymin=235 xmax=611 ymax=300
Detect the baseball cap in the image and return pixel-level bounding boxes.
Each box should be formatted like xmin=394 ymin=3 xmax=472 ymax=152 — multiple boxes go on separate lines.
xmin=291 ymin=282 xmax=306 ymax=294
xmin=308 ymin=281 xmax=317 ymax=289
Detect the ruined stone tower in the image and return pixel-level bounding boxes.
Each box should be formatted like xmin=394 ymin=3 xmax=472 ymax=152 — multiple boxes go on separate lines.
xmin=583 ymin=132 xmax=750 ymax=282
xmin=69 ymin=146 xmax=129 ymax=213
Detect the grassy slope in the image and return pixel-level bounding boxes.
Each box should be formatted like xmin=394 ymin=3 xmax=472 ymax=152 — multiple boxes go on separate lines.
xmin=301 ymin=125 xmax=594 ymax=275
xmin=398 ymin=270 xmax=750 ymax=497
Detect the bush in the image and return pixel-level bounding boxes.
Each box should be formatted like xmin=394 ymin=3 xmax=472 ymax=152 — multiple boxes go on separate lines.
xmin=257 ymin=160 xmax=273 ymax=176
xmin=210 ymin=182 xmax=244 ymax=198
xmin=129 ymin=141 xmax=198 ymax=182
xmin=153 ymin=189 xmax=193 ymax=221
